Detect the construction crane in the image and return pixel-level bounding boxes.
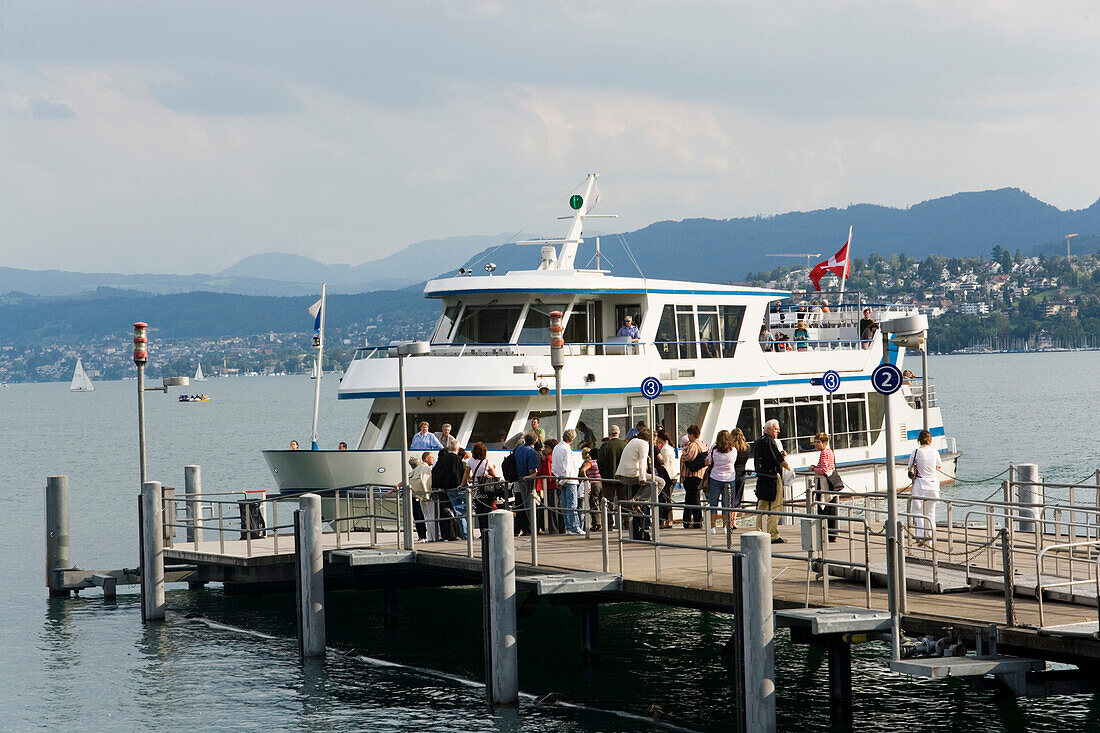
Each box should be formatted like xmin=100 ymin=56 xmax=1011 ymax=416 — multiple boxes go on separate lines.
xmin=766 ymin=253 xmax=821 ymax=271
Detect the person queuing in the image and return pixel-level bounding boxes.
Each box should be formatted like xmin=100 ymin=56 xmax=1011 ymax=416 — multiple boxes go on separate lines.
xmin=409 ymin=453 xmax=434 ymax=542
xmin=729 ymin=428 xmax=750 ymax=526
xmin=552 ymin=429 xmax=583 ymax=535
xmin=512 ymin=433 xmax=540 ymax=536
xmin=580 ymin=447 xmax=603 ymax=531
xmin=462 ymin=441 xmax=498 ymax=533
xmin=908 ymin=429 xmax=942 ymax=546
xmin=597 ymin=425 xmax=628 ymax=529
xmin=680 ymin=426 xmax=708 ymax=529
xmin=536 ymin=440 xmax=560 ymax=533
xmin=615 ymin=428 xmax=664 ymax=540
xmin=705 ymin=430 xmax=738 ymax=535
xmin=432 ymin=439 xmax=465 ymax=540
xmin=753 ymin=419 xmax=791 ymax=543
xmin=811 ymin=433 xmax=839 ymax=542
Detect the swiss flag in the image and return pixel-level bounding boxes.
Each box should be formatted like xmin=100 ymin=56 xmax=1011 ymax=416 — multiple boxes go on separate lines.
xmin=809 ymin=239 xmax=850 ymax=291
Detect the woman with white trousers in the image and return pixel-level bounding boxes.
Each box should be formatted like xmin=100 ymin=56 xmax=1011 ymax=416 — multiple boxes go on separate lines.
xmin=907 ymin=429 xmax=942 ymax=545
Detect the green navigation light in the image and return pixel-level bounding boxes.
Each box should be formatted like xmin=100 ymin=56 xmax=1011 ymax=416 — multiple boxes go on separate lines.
xmin=569 ymin=194 xmax=583 ymax=211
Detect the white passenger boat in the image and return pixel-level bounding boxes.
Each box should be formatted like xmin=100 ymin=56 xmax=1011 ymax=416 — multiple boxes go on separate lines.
xmin=263 ymin=174 xmax=959 ymax=500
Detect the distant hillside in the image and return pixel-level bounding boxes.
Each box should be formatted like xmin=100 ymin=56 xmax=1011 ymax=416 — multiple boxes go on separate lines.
xmin=0 ymin=286 xmax=435 ymax=343
xmin=0 ymin=233 xmax=505 ymax=297
xmin=459 ymin=188 xmax=1100 ymax=282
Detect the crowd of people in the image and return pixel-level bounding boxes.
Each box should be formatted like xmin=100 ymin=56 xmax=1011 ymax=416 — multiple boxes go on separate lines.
xmin=400 ymin=417 xmax=878 ymax=547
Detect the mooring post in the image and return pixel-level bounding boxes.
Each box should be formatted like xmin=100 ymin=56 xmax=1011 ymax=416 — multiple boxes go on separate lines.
xmin=140 ymin=480 xmax=166 ymax=622
xmin=45 ymin=475 xmax=71 ymax=597
xmin=296 ymin=493 xmax=326 ymax=658
xmin=483 ymin=509 xmax=518 ymax=706
xmin=381 ymin=588 xmax=398 ymax=627
xmin=740 ymin=531 xmax=776 ymax=733
xmin=826 ymin=638 xmax=853 ymax=725
xmin=1017 ymin=463 xmax=1041 ymax=534
xmin=184 ymin=465 xmax=203 ymax=546
xmin=580 ymin=602 xmax=600 ymax=665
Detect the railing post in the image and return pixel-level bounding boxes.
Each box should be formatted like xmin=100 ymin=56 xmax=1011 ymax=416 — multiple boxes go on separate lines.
xmin=369 ymin=486 xmax=377 ymax=546
xmin=601 ymin=498 xmax=609 ymax=573
xmin=1001 ymin=527 xmax=1016 ymax=627
xmin=45 ymin=475 xmax=71 ymax=597
xmin=296 ymin=493 xmax=325 ymax=658
xmin=161 ymin=484 xmax=175 ymax=549
xmin=185 ymin=465 xmax=202 ymax=546
xmin=140 ymin=481 xmax=165 ymax=622
xmin=466 ymin=485 xmax=475 ymax=558
xmin=530 ymin=487 xmax=539 ymax=567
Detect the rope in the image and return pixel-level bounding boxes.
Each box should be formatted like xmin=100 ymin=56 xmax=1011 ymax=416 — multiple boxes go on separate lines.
xmin=939 ymin=466 xmax=1010 ymax=485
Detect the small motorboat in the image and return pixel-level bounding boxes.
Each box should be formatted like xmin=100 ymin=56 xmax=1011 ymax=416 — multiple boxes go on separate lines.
xmin=179 ymin=394 xmax=212 ymax=402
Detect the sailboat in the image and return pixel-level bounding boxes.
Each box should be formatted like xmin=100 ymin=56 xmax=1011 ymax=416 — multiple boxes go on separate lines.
xmin=70 ymin=359 xmax=94 ymax=392
xmin=194 ymin=363 xmax=206 ymax=381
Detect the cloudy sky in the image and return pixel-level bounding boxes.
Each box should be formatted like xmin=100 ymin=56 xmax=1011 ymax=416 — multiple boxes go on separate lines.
xmin=2 ymin=1 xmax=1099 ymax=274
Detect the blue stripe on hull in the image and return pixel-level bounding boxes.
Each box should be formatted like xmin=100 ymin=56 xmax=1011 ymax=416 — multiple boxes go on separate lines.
xmin=338 ymin=374 xmax=874 ymax=399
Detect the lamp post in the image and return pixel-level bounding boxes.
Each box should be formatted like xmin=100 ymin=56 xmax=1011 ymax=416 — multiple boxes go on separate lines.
xmin=879 ymin=314 xmax=928 ymax=660
xmin=548 ymin=311 xmax=565 ymax=439
xmin=391 ymin=340 xmax=430 ymax=550
xmin=133 ymin=321 xmax=190 ymax=486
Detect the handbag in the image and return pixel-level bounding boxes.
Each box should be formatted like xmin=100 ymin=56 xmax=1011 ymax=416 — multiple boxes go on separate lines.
xmin=907 ymin=451 xmax=918 ymax=480
xmin=781 ymin=467 xmax=796 ymax=487
xmin=826 ymin=470 xmax=844 ymax=491
xmin=698 ymin=467 xmax=711 ymax=495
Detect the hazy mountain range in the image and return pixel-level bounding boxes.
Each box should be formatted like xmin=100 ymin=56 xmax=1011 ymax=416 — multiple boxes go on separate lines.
xmin=4 ymin=188 xmax=1100 ymax=299
xmin=0 ymin=233 xmax=510 ymax=297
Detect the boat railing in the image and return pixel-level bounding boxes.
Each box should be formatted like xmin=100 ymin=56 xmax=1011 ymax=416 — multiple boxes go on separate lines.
xmin=902 ymin=377 xmax=937 ymax=409
xmin=760 ymin=337 xmax=875 ymax=352
xmin=353 ymin=341 xmax=649 ymax=360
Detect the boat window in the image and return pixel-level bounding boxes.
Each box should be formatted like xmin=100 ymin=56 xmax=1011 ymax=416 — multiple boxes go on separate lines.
xmin=453 ymin=304 xmax=522 ymax=345
xmin=432 ymin=304 xmax=461 ymax=343
xmin=829 ymin=393 xmax=869 ymax=449
xmin=564 ymin=301 xmax=591 ymax=345
xmin=764 ymin=396 xmax=824 ymax=454
xmin=467 ymin=411 xmax=516 ymax=450
xmin=736 ymin=399 xmax=762 ymax=443
xmin=526 ymin=410 xmax=562 ymax=443
xmin=676 ymin=401 xmax=709 ymax=442
xmin=676 ymin=306 xmax=698 ymax=359
xmin=655 ymin=305 xmax=676 ymax=359
xmin=517 ymin=301 xmax=568 ymax=344
xmin=607 ymin=406 xmax=629 ymax=438
xmin=614 ymin=303 xmax=642 ymax=332
xmin=575 ymin=409 xmax=602 ymax=450
xmin=697 ymin=306 xmax=719 ymax=359
xmin=363 ymin=412 xmax=386 ymax=449
xmin=385 ymin=412 xmax=465 ymax=451
xmin=867 ymin=393 xmax=885 ymax=446
xmin=794 ymin=397 xmax=826 ymax=453
xmin=719 ymin=305 xmax=746 ymax=357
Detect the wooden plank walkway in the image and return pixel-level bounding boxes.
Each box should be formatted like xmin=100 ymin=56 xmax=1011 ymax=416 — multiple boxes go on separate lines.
xmin=164 ymin=521 xmax=1100 ymax=663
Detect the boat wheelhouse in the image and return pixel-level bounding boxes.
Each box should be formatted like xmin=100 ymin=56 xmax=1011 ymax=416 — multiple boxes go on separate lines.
xmin=263 ymin=174 xmax=958 ymax=497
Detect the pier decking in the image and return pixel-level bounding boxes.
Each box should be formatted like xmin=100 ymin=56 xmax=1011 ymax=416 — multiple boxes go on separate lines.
xmin=163 ymin=519 xmax=1100 ymax=665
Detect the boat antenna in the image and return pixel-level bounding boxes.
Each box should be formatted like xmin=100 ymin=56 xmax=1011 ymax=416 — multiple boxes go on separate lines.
xmin=584 ymin=235 xmax=615 ymax=271
xmin=615 ymin=232 xmax=646 ymax=279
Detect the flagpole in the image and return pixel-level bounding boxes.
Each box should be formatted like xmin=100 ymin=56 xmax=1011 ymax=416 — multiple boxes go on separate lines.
xmin=310 ymin=283 xmax=326 ymax=451
xmin=838 ymin=226 xmax=852 ymax=307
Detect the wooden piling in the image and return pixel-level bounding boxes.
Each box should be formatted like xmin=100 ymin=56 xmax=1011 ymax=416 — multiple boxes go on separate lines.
xmin=45 ymin=475 xmax=70 ymax=597
xmin=296 ymin=493 xmax=326 ymax=658
xmin=484 ymin=509 xmax=518 ymax=705
xmin=140 ymin=481 xmax=165 ymax=621
xmin=740 ymin=531 xmax=776 ymax=733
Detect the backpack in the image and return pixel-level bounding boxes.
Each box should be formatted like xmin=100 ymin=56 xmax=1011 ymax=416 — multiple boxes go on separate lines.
xmin=685 ymin=443 xmax=708 ymax=472
xmin=501 ymin=450 xmax=519 ymax=482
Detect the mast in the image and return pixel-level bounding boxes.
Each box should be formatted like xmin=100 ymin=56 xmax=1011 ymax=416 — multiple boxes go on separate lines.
xmin=310 ymin=283 xmax=326 ymax=450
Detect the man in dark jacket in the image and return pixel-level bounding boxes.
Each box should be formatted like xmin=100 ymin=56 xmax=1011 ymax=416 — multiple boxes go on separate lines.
xmin=432 ymin=440 xmax=464 ymax=540
xmin=753 ymin=419 xmax=791 ymax=543
xmin=597 ymin=425 xmax=629 ymax=526
xmin=513 ymin=433 xmax=540 ymax=535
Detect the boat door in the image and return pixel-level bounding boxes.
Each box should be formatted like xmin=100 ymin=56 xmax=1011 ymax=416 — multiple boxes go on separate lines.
xmin=626 ymin=397 xmax=677 ymax=440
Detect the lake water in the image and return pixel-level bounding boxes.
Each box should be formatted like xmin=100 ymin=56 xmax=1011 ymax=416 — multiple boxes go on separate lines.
xmin=3 ymin=352 xmax=1100 ymax=731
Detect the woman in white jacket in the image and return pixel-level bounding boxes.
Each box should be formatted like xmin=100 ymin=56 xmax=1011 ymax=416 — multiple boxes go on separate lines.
xmin=907 ymin=430 xmax=942 ymax=546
